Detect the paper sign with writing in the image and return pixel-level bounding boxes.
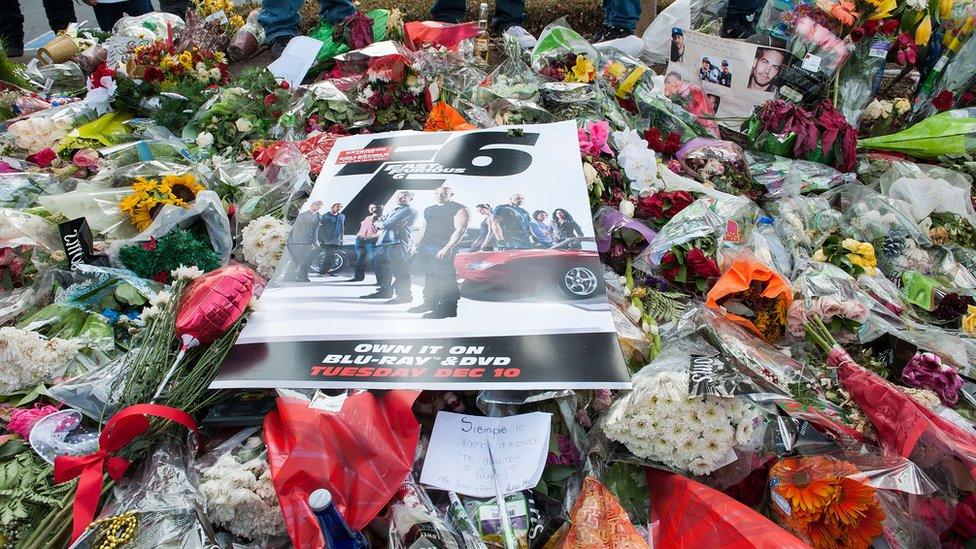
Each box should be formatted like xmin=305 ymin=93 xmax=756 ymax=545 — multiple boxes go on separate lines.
xmin=267 ymin=36 xmax=324 ymax=88
xmin=420 ymin=411 xmax=551 ymax=498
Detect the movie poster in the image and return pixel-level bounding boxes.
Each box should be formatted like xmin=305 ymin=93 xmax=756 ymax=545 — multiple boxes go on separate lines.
xmin=213 ymin=121 xmax=630 ymax=390
xmin=666 ymin=28 xmax=788 ymax=123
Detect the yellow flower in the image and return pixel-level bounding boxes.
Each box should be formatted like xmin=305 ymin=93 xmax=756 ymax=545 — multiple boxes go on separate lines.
xmin=963 ymin=305 xmax=976 ymax=336
xmin=867 ymin=0 xmax=896 ymax=19
xmin=812 ymin=249 xmax=827 ymax=262
xmin=213 ymin=51 xmax=226 ymax=64
xmin=607 ymin=62 xmax=626 ymax=78
xmin=940 ymin=0 xmax=953 ymax=18
xmin=229 ymin=15 xmax=245 ymax=29
xmin=567 ymin=55 xmax=596 ymax=83
xmin=916 ymin=14 xmax=932 ymax=45
xmin=179 ymin=51 xmax=194 ymax=69
xmin=118 ymin=175 xmax=203 ymax=231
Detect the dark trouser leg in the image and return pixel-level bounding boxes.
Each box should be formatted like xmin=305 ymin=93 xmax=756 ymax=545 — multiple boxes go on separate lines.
xmin=353 ymin=237 xmax=367 ymax=279
xmin=365 ymin=238 xmax=377 ymax=278
xmin=430 ymin=0 xmax=466 ymax=23
xmin=418 ymin=247 xmax=437 ymax=306
xmin=0 ymin=0 xmax=25 ymax=50
xmin=93 ymin=3 xmax=126 ymax=32
xmin=375 ymin=246 xmax=392 ymax=292
xmin=492 ymin=0 xmax=525 ymax=33
xmin=42 ymin=0 xmax=76 ymax=32
xmin=158 ymin=0 xmax=189 ymax=16
xmin=389 ymin=244 xmax=412 ymax=299
xmin=319 ymin=0 xmax=356 ymax=24
xmin=432 ymin=251 xmax=460 ymax=316
xmin=286 ymin=243 xmax=315 ymax=281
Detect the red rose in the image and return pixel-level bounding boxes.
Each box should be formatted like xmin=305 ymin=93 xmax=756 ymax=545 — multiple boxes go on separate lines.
xmin=962 ymin=92 xmax=976 ymax=106
xmin=686 ymin=248 xmax=720 ymax=278
xmin=280 ymin=80 xmax=290 ymax=89
xmin=933 ymin=90 xmax=955 ymax=112
xmin=264 ymin=93 xmax=275 ymax=108
xmin=850 ymin=26 xmax=865 ymax=42
xmin=660 ymin=250 xmax=680 ymax=281
xmin=153 ymin=271 xmax=169 ymax=283
xmin=636 ymin=193 xmax=666 ymax=219
xmin=953 ymin=493 xmax=976 ymax=539
xmin=26 ymin=147 xmax=56 ymax=168
xmin=863 ymin=19 xmax=880 ymax=35
xmin=667 ymin=190 xmax=694 ymax=215
xmin=881 ymin=19 xmax=899 ymax=34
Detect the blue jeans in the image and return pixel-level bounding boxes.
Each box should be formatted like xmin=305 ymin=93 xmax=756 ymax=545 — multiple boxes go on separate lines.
xmin=93 ymin=0 xmax=153 ymax=32
xmin=430 ymin=0 xmax=525 ymax=34
xmin=603 ymin=0 xmax=641 ymax=31
xmin=259 ymin=0 xmax=356 ymax=42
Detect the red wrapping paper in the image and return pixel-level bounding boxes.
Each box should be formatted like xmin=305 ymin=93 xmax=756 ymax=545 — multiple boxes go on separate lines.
xmin=646 ymin=468 xmax=808 ymax=549
xmin=263 ymin=390 xmax=421 ymax=548
xmin=838 ymin=361 xmax=976 ymax=479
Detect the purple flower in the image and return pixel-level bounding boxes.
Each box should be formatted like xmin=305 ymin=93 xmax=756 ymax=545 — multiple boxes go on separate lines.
xmin=546 ymin=434 xmax=581 ymax=466
xmin=902 ymin=352 xmax=963 ymax=406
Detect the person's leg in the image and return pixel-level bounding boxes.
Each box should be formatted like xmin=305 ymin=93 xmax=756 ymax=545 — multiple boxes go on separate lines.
xmin=602 ymin=0 xmax=640 ymax=31
xmin=258 ymin=0 xmax=304 ymax=43
xmin=123 ymin=0 xmax=154 ymax=17
xmin=157 ymin=0 xmax=189 ymax=17
xmin=41 ymin=0 xmax=75 ymax=33
xmin=365 ymin=238 xmax=377 ymax=279
xmin=430 ymin=0 xmax=466 ymax=24
xmin=0 ymin=0 xmax=25 ymax=54
xmin=92 ymin=4 xmax=126 ymax=32
xmin=352 ymin=237 xmax=366 ymax=280
xmin=390 ymin=245 xmax=412 ymax=300
xmin=426 ymin=252 xmax=460 ymax=318
xmin=296 ymin=245 xmax=318 ymax=281
xmin=319 ymin=0 xmax=355 ymax=24
xmin=492 ymin=0 xmax=524 ymax=33
xmin=372 ymin=246 xmax=393 ymax=295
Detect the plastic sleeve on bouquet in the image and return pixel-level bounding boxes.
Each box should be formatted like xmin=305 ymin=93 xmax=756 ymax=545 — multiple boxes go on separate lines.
xmin=647 ymin=467 xmax=807 ymax=549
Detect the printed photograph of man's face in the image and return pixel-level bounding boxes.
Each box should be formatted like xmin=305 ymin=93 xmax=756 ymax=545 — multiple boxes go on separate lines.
xmin=670 ymin=27 xmax=685 ymax=62
xmin=749 ymin=47 xmax=785 ymax=92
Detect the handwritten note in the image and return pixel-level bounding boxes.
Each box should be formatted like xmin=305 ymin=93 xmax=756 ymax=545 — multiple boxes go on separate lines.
xmin=420 ymin=411 xmax=551 ymax=498
xmin=267 ymin=36 xmax=323 ymax=88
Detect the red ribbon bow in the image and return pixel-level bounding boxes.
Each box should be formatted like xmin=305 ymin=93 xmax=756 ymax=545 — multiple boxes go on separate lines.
xmin=53 ymin=404 xmax=198 ymax=542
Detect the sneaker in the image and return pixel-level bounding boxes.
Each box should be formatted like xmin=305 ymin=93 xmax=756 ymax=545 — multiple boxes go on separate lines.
xmin=592 ymin=25 xmax=632 ymax=43
xmin=502 ymin=26 xmax=537 ymax=49
xmin=269 ymin=36 xmax=292 ymax=57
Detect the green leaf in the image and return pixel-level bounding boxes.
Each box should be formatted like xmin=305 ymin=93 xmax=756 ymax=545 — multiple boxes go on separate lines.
xmin=542 ymin=465 xmax=576 ymax=484
xmin=14 ymin=383 xmax=47 ymax=407
xmin=0 ymin=440 xmax=26 ymax=460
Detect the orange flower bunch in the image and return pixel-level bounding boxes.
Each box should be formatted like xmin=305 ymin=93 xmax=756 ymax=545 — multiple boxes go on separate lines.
xmin=769 ymin=455 xmax=885 ymax=549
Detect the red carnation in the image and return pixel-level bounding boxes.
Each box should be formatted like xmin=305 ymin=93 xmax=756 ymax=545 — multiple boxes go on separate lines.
xmin=933 ymin=90 xmax=955 ymax=112
xmin=26 ymin=147 xmax=56 ymax=168
xmin=141 ymin=237 xmax=158 ymax=251
xmin=686 ymin=248 xmax=720 ymax=278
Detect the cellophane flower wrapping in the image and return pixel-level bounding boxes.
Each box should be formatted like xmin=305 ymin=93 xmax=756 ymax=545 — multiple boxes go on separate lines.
xmin=197 ymin=427 xmax=287 ymax=542
xmin=767 ymin=448 xmax=942 ymax=549
xmin=602 ymin=336 xmax=768 ymax=482
xmin=676 ymin=139 xmax=762 ymax=200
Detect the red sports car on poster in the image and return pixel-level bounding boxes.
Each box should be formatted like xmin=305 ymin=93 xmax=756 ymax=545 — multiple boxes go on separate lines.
xmin=454 ymin=237 xmax=604 ymax=299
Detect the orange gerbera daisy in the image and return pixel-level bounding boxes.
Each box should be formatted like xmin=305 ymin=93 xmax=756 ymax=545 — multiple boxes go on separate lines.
xmin=830 ymin=0 xmax=859 ymax=25
xmin=842 ymin=498 xmax=886 ymax=549
xmin=772 ymin=457 xmax=838 ymax=513
xmin=806 ymin=518 xmax=845 ymax=549
xmin=825 ymin=477 xmax=876 ymax=526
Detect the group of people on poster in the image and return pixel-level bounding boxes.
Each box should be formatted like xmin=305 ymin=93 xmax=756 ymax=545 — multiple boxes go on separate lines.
xmin=283 ymin=188 xmax=584 ymax=320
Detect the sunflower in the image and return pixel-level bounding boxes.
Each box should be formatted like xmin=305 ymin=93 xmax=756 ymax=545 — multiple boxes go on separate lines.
xmin=118 ymin=174 xmax=204 ymax=232
xmin=772 ymin=457 xmax=838 ymax=513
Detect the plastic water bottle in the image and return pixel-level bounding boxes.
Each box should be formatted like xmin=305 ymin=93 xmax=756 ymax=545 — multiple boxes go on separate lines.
xmin=309 ymin=489 xmax=369 ymax=549
xmin=755 ymin=216 xmax=792 ymax=276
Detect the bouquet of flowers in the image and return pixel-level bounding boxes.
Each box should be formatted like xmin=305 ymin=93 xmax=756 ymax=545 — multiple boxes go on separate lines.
xmin=198 ymin=428 xmax=287 ymax=541
xmin=240 ymin=215 xmax=290 ymax=279
xmin=530 ymin=23 xmax=600 ymax=84
xmin=747 ymin=151 xmax=855 ymax=197
xmin=476 ymin=35 xmax=543 ymax=103
xmin=603 ymin=343 xmax=762 ymax=476
xmin=484 ymin=98 xmax=554 ymax=126
xmin=768 ymin=454 xmax=886 ymax=549
xmin=118 ymin=172 xmax=206 ymax=232
xmin=661 ymin=69 xmax=720 ymax=138
xmin=705 ymin=255 xmax=792 ymax=343
xmin=579 ymin=120 xmax=627 ymax=208
xmin=745 ymin=99 xmax=858 ymax=171
xmin=858 ymin=98 xmax=913 ymax=138
xmin=184 ymin=77 xmax=293 ymax=154
xmin=659 ymin=236 xmax=721 ymax=294
xmin=127 ymin=41 xmax=228 ymax=89
xmin=354 ymin=58 xmax=428 ymax=130
xmin=276 ymin=81 xmax=372 ymax=139
xmin=788 ymin=263 xmax=872 ymax=341
xmin=598 ymin=51 xmax=653 ymax=115
xmin=812 ymin=233 xmax=879 ymax=277
xmin=633 ymin=189 xmax=696 ymax=229
xmin=676 ymin=139 xmax=762 ymax=199
xmin=778 ymin=16 xmax=851 ymax=105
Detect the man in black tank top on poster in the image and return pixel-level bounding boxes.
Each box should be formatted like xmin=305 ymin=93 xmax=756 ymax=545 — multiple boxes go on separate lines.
xmin=409 ymin=187 xmax=470 ymax=319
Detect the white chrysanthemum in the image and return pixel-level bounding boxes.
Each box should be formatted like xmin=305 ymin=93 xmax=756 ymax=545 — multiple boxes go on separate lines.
xmin=0 ymin=327 xmax=80 ymax=392
xmin=241 ymin=215 xmax=291 ymax=279
xmin=687 ymin=457 xmax=714 ymax=476
xmin=172 ymin=265 xmax=205 ymax=280
xmin=149 ymin=290 xmax=172 ymax=307
xmin=735 ymin=419 xmax=755 ymax=446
